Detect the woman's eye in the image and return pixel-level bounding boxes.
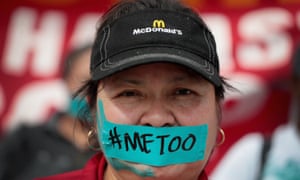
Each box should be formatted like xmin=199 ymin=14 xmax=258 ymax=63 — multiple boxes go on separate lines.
xmin=175 ymin=89 xmax=192 ymax=95
xmin=119 ymin=91 xmax=139 ymax=97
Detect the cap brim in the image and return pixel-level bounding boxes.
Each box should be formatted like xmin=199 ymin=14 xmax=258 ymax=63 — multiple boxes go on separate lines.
xmin=92 ymin=47 xmax=221 ymax=87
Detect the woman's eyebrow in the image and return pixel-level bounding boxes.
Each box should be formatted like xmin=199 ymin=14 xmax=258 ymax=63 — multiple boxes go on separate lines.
xmin=110 ymin=77 xmax=143 ymax=86
xmin=168 ymin=74 xmax=204 ymax=84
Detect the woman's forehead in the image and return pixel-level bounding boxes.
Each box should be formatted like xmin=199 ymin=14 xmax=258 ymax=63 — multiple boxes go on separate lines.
xmin=105 ymin=62 xmax=206 ymax=81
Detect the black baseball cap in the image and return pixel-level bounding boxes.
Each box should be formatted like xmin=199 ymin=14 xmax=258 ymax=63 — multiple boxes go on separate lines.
xmin=91 ymin=10 xmax=222 ymax=87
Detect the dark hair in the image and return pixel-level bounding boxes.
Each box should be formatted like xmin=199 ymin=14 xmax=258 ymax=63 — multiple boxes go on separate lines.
xmin=76 ymin=0 xmax=231 ymax=127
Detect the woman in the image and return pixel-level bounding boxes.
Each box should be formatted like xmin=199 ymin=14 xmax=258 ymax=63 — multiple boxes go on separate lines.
xmin=37 ymin=0 xmax=229 ymax=179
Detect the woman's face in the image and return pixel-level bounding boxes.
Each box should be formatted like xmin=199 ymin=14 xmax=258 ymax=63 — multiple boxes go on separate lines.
xmin=97 ymin=63 xmax=220 ymax=180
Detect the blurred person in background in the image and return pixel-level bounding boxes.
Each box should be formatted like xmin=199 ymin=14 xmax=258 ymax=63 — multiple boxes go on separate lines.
xmin=211 ymin=44 xmax=300 ymax=180
xmin=0 ymin=44 xmax=95 ymax=180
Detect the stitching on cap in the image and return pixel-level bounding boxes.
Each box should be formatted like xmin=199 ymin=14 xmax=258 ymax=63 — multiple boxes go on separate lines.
xmin=207 ymin=32 xmax=216 ymax=66
xmin=203 ymin=30 xmax=211 ymax=63
xmin=99 ymin=26 xmax=110 ymax=63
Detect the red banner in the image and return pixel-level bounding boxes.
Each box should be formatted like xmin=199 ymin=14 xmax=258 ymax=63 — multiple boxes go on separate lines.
xmin=0 ymin=0 xmax=299 ymax=174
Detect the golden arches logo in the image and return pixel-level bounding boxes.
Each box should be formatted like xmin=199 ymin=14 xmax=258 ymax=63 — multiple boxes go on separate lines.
xmin=152 ymin=20 xmax=165 ymax=28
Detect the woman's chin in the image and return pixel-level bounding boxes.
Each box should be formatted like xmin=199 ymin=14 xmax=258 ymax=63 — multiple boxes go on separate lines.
xmin=151 ymin=163 xmax=200 ymax=179
xmin=110 ymin=159 xmax=202 ymax=179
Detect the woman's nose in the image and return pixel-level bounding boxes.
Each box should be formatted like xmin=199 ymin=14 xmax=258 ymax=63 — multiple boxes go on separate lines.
xmin=139 ymin=100 xmax=176 ymax=127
